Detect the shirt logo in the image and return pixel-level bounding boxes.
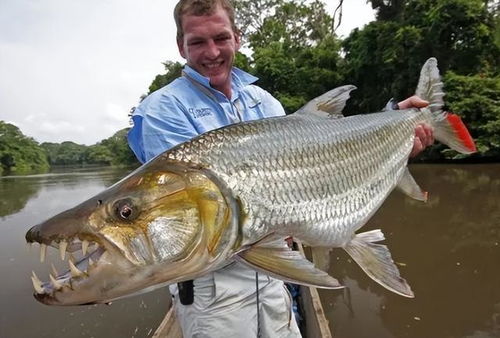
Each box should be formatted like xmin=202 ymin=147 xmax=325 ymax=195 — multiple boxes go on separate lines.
xmin=188 ymin=107 xmax=213 ymax=119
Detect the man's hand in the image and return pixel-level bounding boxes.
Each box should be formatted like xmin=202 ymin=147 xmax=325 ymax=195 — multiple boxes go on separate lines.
xmin=397 ymin=95 xmax=434 ymax=157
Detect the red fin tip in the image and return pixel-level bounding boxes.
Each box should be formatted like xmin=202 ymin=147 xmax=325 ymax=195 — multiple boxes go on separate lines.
xmin=446 ymin=114 xmax=477 ymax=153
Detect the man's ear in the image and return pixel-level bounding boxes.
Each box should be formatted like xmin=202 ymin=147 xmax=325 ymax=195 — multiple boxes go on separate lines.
xmin=235 ymin=33 xmax=241 ymax=51
xmin=177 ymin=38 xmax=186 ymax=59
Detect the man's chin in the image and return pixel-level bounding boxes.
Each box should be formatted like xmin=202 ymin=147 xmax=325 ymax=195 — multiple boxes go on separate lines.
xmin=208 ymin=74 xmax=230 ymax=89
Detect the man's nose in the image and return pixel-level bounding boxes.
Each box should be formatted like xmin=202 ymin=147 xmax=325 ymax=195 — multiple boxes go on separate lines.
xmin=205 ymin=40 xmax=220 ymax=58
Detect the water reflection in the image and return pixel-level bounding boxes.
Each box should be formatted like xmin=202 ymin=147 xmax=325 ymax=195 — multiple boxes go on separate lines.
xmin=320 ymin=164 xmax=500 ymax=338
xmin=0 ymin=166 xmax=135 ymax=219
xmin=0 ymin=177 xmax=41 ymax=218
xmin=0 ymin=166 xmax=168 ymax=338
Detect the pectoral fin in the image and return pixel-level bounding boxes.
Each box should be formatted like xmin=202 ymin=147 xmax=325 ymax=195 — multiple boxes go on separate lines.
xmin=398 ymin=168 xmax=428 ymax=202
xmin=236 ymin=245 xmax=343 ymax=289
xmin=344 ymin=230 xmax=414 ymax=298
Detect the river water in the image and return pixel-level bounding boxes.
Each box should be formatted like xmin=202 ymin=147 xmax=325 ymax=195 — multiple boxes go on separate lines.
xmin=0 ymin=164 xmax=498 ymax=337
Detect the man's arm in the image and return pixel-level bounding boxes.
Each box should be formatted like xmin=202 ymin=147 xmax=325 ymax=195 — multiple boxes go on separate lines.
xmin=397 ymin=95 xmax=435 ymax=157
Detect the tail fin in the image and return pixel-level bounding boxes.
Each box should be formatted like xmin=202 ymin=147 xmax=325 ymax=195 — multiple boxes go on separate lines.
xmin=416 ymin=58 xmax=477 ymax=154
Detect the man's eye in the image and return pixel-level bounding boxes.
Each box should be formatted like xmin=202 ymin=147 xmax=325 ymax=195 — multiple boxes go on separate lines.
xmin=216 ymin=36 xmax=230 ymax=42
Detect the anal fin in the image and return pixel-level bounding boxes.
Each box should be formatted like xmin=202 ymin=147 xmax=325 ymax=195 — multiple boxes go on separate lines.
xmin=344 ymin=230 xmax=414 ymax=298
xmin=398 ymin=168 xmax=428 ymax=202
xmin=236 ymin=245 xmax=343 ymax=289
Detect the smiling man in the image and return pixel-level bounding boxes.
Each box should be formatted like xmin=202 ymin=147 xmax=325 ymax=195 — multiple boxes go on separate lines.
xmin=128 ymin=1 xmax=301 ymax=337
xmin=127 ymin=0 xmax=433 ymax=337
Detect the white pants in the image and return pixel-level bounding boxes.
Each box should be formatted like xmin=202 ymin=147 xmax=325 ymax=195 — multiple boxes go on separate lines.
xmin=170 ymin=262 xmax=302 ymax=338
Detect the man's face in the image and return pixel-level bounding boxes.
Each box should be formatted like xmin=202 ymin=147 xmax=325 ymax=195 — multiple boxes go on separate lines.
xmin=177 ymin=6 xmax=240 ymax=96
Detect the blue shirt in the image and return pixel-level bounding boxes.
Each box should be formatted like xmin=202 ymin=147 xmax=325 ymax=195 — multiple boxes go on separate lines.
xmin=128 ymin=65 xmax=285 ymax=163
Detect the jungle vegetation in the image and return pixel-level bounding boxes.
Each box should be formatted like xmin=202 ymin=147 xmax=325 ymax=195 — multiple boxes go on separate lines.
xmin=148 ymin=0 xmax=499 ymax=162
xmin=2 ymin=0 xmax=498 ymax=175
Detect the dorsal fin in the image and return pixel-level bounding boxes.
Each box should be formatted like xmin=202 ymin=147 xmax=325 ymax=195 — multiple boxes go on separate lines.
xmin=415 ymin=57 xmax=444 ymax=113
xmin=296 ymin=85 xmax=357 ymax=118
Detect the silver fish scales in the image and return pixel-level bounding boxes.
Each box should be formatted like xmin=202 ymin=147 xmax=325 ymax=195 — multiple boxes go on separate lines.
xmin=166 ymin=109 xmax=421 ymax=247
xmin=25 ymin=58 xmax=476 ymax=305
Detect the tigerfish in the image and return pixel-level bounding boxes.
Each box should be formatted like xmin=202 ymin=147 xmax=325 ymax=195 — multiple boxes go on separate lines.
xmin=26 ymin=58 xmax=476 ymax=305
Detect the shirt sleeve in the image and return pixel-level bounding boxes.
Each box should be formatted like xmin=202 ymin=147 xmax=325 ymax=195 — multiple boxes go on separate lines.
xmin=251 ymin=85 xmax=286 ymax=118
xmin=127 ymin=91 xmax=198 ymax=163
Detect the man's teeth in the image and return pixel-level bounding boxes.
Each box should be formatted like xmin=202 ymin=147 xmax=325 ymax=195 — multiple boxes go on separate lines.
xmin=205 ymin=62 xmax=222 ymax=69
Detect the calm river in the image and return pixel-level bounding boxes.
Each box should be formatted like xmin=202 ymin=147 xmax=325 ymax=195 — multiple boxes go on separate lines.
xmin=0 ymin=164 xmax=499 ymax=337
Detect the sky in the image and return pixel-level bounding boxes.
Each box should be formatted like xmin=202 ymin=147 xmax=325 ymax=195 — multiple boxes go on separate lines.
xmin=0 ymin=0 xmax=375 ymax=145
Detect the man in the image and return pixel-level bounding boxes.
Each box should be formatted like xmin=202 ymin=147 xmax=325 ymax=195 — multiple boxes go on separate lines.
xmin=128 ymin=0 xmax=433 ymax=337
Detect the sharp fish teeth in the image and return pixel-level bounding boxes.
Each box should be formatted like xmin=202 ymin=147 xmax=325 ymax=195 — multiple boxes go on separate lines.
xmin=40 ymin=244 xmax=47 ymax=263
xmin=51 ymin=263 xmax=59 ymax=277
xmin=59 ymin=241 xmax=68 ymax=260
xmin=81 ymin=240 xmax=89 ymax=256
xmin=31 ymin=271 xmax=44 ymax=294
xmin=69 ymin=259 xmax=84 ymax=277
xmin=49 ymin=274 xmax=63 ymax=290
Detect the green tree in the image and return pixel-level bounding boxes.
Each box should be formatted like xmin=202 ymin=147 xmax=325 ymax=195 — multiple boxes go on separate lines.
xmin=0 ymin=121 xmax=49 ymax=175
xmin=148 ymin=61 xmax=184 ymax=95
xmin=41 ymin=141 xmax=88 ymax=166
xmin=84 ymin=144 xmax=114 ymax=165
xmin=247 ymin=0 xmax=343 ymax=112
xmin=343 ymin=0 xmax=499 ymax=113
xmin=99 ymin=128 xmax=139 ymax=166
xmin=442 ymin=72 xmax=500 ymax=159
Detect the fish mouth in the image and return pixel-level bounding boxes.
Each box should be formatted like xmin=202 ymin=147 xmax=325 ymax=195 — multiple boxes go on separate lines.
xmin=26 ymin=231 xmax=116 ymax=305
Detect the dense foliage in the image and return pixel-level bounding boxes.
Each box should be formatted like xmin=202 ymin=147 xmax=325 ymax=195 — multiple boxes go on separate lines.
xmin=238 ymin=0 xmax=343 ymax=112
xmin=0 ymin=121 xmax=49 ymax=175
xmin=342 ymin=0 xmax=499 ymax=160
xmin=342 ymin=0 xmax=499 ymax=113
xmin=442 ymin=72 xmax=500 ymax=160
xmin=41 ymin=129 xmax=139 ymax=167
xmin=5 ymin=0 xmax=499 ymax=174
xmin=237 ymin=0 xmax=499 ymax=160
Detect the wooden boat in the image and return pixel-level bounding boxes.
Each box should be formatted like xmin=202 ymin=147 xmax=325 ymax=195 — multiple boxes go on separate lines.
xmin=153 ymin=244 xmax=333 ymax=337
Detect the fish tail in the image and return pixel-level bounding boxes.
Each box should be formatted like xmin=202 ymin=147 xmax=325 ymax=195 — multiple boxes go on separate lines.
xmin=344 ymin=230 xmax=414 ymax=298
xmin=416 ymin=57 xmax=477 ymax=154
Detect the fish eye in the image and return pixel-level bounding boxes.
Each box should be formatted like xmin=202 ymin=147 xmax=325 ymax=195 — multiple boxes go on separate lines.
xmin=113 ymin=199 xmax=139 ymax=222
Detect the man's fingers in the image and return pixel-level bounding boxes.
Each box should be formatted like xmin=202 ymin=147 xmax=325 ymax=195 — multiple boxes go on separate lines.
xmin=410 ymin=123 xmax=434 ymax=158
xmin=398 ymin=95 xmax=429 ymax=109
xmin=411 ymin=137 xmax=424 ymax=158
xmin=423 ymin=124 xmax=435 ymax=146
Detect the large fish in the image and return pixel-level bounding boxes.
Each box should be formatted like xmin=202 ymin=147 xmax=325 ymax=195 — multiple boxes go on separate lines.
xmin=26 ymin=58 xmax=476 ymax=305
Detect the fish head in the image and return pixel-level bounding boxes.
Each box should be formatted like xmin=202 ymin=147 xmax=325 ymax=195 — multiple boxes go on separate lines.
xmin=25 ymin=160 xmax=239 ymax=305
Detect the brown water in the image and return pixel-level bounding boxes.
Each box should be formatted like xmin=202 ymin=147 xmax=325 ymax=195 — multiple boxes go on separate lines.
xmin=0 ymin=164 xmax=498 ymax=337
xmin=0 ymin=167 xmax=169 ymax=338
xmin=320 ymin=164 xmax=500 ymax=338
